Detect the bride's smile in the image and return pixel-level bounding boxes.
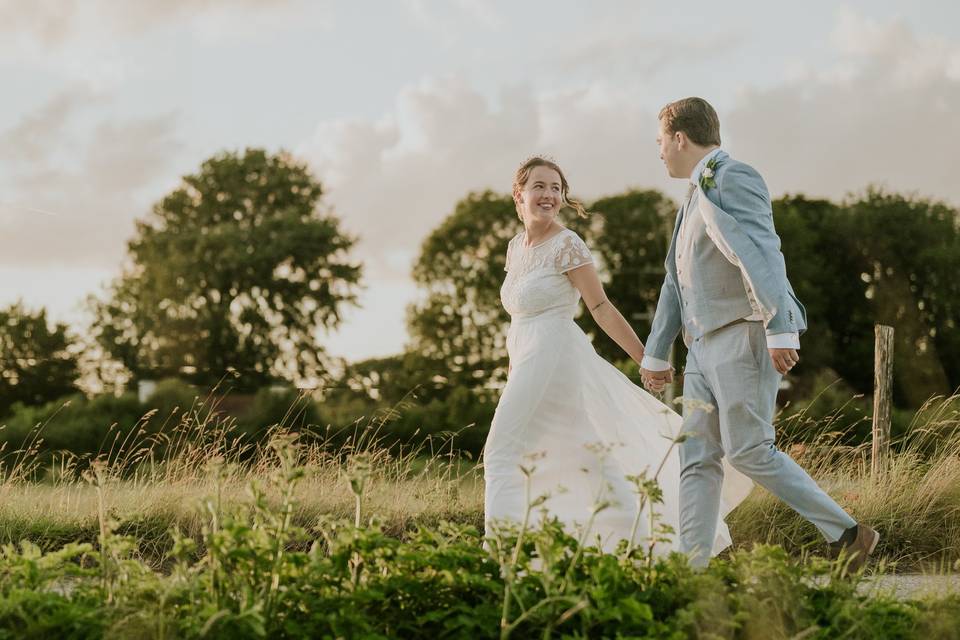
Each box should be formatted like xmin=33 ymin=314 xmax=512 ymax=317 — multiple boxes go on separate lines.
xmin=513 ymin=164 xmax=570 ymax=248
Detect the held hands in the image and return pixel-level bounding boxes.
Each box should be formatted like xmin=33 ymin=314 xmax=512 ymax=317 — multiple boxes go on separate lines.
xmin=639 ymin=350 xmax=797 ymax=390
xmin=769 ymin=348 xmax=799 ymax=375
xmin=641 ymin=367 xmax=674 ymax=393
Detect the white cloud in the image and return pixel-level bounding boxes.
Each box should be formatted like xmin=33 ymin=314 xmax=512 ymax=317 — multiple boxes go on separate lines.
xmin=725 ymin=7 xmax=960 ymax=205
xmin=299 ymin=75 xmax=674 ymax=359
xmin=306 ymin=8 xmax=960 ymax=360
xmin=0 ymin=0 xmax=312 ymax=43
xmin=401 ymin=0 xmax=502 ymax=42
xmin=3 ymin=4 xmax=958 ymax=362
xmin=0 ymin=0 xmax=321 ymax=88
xmin=830 ymin=6 xmax=960 ymax=87
xmin=0 ymin=91 xmax=183 ymax=270
xmin=300 ymin=75 xmax=674 ymax=273
xmin=299 ymin=76 xmax=545 ymax=283
xmin=554 ymin=26 xmax=740 ymax=79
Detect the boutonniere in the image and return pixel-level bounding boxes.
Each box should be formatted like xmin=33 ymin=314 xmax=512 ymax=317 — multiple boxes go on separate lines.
xmin=699 ymin=156 xmax=720 ymax=190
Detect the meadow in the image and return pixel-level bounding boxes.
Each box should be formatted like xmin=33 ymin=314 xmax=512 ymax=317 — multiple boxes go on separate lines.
xmin=0 ymin=392 xmax=958 ymax=638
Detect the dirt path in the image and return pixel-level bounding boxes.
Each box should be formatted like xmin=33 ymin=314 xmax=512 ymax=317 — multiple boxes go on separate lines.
xmin=859 ymin=574 xmax=959 ymax=599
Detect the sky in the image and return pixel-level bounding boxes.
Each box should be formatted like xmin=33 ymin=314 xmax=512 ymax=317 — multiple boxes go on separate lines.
xmin=2 ymin=0 xmax=959 ymax=363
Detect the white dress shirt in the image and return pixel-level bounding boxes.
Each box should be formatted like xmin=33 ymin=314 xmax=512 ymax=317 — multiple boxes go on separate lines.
xmin=641 ymin=150 xmax=799 ymax=372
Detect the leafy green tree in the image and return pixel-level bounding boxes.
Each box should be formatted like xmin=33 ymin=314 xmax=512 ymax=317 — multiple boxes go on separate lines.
xmin=774 ymin=195 xmax=856 ymax=398
xmin=777 ymin=190 xmax=960 ymax=407
xmin=580 ymin=190 xmax=677 ymax=363
xmin=404 ymin=189 xmax=681 ymax=395
xmin=406 ymin=184 xmax=960 ymax=417
xmin=0 ymin=302 xmax=79 ymax=417
xmin=91 ymin=149 xmax=361 ymax=390
xmin=321 ymin=352 xmax=496 ymax=455
xmin=844 ymin=189 xmax=958 ymax=405
xmin=328 ymin=352 xmax=445 ymax=406
xmin=406 ymin=191 xmax=520 ymax=398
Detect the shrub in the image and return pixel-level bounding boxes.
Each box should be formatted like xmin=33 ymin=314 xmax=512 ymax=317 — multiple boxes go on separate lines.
xmin=0 ymin=393 xmax=146 ymax=472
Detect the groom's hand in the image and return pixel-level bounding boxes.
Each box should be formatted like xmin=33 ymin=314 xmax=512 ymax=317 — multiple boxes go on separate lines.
xmin=641 ymin=368 xmax=673 ymax=393
xmin=769 ymin=348 xmax=799 ymax=375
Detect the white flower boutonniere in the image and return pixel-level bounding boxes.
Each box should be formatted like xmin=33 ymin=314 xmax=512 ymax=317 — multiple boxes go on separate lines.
xmin=699 ymin=157 xmax=720 ymax=191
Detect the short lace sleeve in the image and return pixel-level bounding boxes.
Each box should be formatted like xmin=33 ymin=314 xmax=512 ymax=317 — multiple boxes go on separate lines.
xmin=504 ymin=235 xmax=518 ymax=272
xmin=554 ymin=231 xmax=594 ymax=274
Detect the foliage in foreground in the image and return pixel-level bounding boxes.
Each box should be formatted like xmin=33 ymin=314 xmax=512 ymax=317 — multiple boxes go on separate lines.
xmin=0 ymin=438 xmax=957 ymax=640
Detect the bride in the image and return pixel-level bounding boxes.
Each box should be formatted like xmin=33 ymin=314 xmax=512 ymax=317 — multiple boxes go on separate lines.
xmin=483 ymin=156 xmax=752 ymax=557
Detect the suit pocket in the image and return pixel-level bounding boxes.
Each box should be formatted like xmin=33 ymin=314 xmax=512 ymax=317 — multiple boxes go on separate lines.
xmin=746 ymin=322 xmax=772 ymax=374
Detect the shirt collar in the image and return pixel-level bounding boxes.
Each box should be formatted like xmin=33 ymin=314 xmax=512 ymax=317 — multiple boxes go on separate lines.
xmin=689 ymin=147 xmax=723 ymax=185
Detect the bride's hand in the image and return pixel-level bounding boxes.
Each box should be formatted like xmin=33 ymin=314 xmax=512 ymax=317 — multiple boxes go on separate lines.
xmin=641 ymin=367 xmax=673 ymax=393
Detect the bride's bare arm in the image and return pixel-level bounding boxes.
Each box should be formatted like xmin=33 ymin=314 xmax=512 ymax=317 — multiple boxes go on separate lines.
xmin=565 ymin=264 xmax=645 ymax=364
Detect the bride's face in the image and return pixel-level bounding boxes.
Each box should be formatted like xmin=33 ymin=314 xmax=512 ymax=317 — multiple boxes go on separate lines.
xmin=517 ymin=166 xmax=563 ymax=223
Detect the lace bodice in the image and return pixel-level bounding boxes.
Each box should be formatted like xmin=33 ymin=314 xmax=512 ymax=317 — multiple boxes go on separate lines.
xmin=500 ymin=228 xmax=594 ymax=319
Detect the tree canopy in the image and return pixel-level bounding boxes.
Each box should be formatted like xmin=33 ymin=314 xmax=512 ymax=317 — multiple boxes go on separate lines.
xmin=91 ymin=148 xmax=361 ymax=390
xmin=0 ymin=302 xmax=79 ymax=417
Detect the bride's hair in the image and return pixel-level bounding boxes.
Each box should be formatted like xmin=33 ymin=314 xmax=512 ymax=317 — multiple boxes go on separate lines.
xmin=512 ymin=156 xmax=589 ymax=219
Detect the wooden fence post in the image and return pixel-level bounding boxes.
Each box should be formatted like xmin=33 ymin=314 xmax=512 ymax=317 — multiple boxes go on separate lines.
xmin=872 ymin=324 xmax=894 ymax=477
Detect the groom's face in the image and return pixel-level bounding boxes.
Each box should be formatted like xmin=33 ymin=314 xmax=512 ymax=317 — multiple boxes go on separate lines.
xmin=657 ymin=118 xmax=684 ymax=179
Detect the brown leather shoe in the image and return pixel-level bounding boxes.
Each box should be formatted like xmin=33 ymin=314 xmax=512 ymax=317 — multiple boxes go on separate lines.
xmin=830 ymin=524 xmax=880 ymax=572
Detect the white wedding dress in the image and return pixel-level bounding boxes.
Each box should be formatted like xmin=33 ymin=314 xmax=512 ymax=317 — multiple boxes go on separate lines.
xmin=483 ymin=228 xmax=753 ymax=556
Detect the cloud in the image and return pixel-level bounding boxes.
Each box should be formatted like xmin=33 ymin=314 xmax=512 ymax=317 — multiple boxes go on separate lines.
xmin=401 ymin=0 xmax=502 ymax=42
xmin=299 ymin=76 xmax=680 ymax=281
xmin=297 ymin=74 xmax=673 ymax=358
xmin=300 ymin=7 xmax=960 ymax=360
xmin=554 ymin=27 xmax=741 ymax=79
xmin=724 ymin=7 xmax=960 ymax=205
xmin=299 ymin=76 xmax=545 ymax=282
xmin=0 ymin=91 xmax=183 ymax=269
xmin=0 ymin=88 xmax=99 ymax=166
xmin=0 ymin=0 xmax=312 ymax=44
xmin=0 ymin=0 xmax=323 ymax=88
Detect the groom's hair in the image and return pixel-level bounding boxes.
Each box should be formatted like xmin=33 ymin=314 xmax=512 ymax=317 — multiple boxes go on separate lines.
xmin=659 ymin=98 xmax=721 ymax=147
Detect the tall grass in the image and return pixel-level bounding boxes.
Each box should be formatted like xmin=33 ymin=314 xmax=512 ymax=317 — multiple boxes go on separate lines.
xmin=0 ymin=390 xmax=483 ymax=567
xmin=1 ymin=390 xmax=959 ymax=571
xmin=727 ymin=394 xmax=960 ymax=570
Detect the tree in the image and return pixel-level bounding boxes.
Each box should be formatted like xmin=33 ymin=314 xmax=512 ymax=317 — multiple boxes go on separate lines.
xmin=579 ymin=190 xmax=677 ymax=363
xmin=405 ymin=189 xmax=680 ymax=395
xmin=777 ymin=190 xmax=960 ymax=407
xmin=0 ymin=302 xmax=79 ymax=416
xmin=774 ymin=195 xmax=855 ymax=398
xmin=406 ymin=184 xmax=960 ymax=414
xmin=406 ymin=191 xmax=520 ymax=399
xmin=91 ymin=149 xmax=362 ymax=390
xmin=843 ymin=189 xmax=959 ymax=405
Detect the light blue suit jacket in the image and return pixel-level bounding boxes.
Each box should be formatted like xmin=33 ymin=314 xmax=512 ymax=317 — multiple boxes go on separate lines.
xmin=646 ymin=151 xmax=807 ymax=360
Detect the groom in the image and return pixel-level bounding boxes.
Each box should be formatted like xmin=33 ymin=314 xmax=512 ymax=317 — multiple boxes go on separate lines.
xmin=640 ymin=97 xmax=879 ymax=570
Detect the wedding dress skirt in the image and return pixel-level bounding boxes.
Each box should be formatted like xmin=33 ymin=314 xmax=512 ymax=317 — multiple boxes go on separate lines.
xmin=483 ymin=228 xmax=753 ymax=556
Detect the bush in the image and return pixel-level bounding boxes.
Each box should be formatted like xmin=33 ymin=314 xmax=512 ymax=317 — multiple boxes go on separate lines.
xmin=236 ymin=387 xmax=322 ymax=440
xmin=779 ymin=370 xmax=914 ymax=446
xmin=142 ymin=378 xmax=199 ymax=427
xmin=1 ymin=393 xmax=146 ymax=470
xmin=0 ymin=443 xmax=955 ymax=639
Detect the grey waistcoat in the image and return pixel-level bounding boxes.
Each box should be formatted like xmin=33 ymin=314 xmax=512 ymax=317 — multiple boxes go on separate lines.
xmin=675 ymin=190 xmax=754 ymax=343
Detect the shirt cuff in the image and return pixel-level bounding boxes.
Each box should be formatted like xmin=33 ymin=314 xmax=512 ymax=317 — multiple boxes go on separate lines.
xmin=640 ymin=355 xmax=672 ymax=371
xmin=766 ymin=332 xmax=800 ymax=350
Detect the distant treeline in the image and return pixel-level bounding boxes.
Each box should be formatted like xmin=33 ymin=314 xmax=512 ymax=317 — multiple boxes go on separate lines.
xmin=2 ymin=148 xmax=958 ymax=457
